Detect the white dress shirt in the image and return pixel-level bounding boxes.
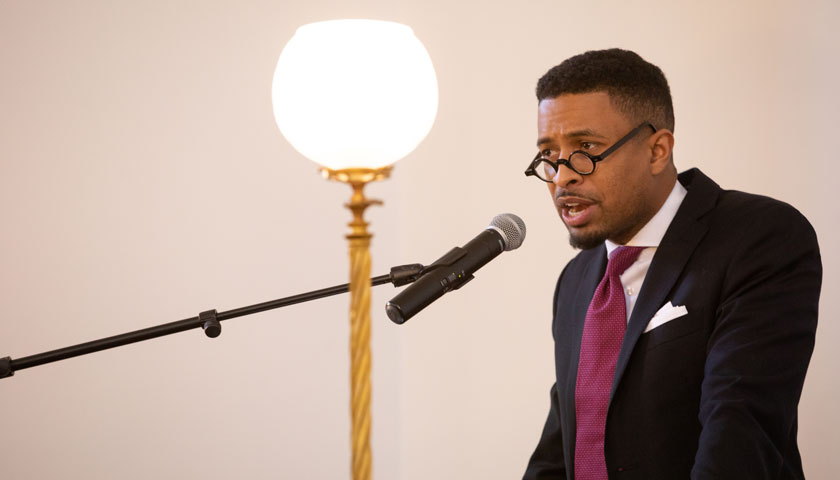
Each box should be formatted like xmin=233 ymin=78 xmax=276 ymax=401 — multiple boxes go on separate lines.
xmin=604 ymin=180 xmax=688 ymax=322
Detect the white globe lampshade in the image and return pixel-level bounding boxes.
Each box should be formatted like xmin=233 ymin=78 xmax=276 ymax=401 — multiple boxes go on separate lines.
xmin=272 ymin=20 xmax=439 ymax=170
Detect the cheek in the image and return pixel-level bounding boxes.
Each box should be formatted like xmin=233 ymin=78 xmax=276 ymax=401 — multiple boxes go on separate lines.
xmin=594 ymin=175 xmax=626 ymax=212
xmin=602 ymin=174 xmax=643 ymax=217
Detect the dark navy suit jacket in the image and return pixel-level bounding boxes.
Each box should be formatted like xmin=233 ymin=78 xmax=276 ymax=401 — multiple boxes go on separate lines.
xmin=524 ymin=169 xmax=822 ymax=479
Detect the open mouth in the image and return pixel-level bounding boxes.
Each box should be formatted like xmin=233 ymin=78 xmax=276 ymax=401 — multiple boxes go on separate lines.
xmin=558 ymin=197 xmax=595 ymax=227
xmin=565 ymin=203 xmax=587 ymax=217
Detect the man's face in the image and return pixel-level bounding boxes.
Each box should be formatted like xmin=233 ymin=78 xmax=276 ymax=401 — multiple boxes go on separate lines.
xmin=537 ymin=91 xmax=657 ymax=249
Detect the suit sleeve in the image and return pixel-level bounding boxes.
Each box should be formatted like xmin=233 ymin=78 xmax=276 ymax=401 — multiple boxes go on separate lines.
xmin=691 ymin=203 xmax=821 ymax=479
xmin=523 ymin=383 xmax=567 ymax=480
xmin=523 ymin=265 xmax=571 ymax=480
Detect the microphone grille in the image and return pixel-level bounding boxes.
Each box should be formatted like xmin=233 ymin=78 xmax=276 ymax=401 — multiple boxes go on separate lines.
xmin=490 ymin=213 xmax=526 ymax=251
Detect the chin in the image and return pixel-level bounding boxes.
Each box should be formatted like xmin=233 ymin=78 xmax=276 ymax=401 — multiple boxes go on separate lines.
xmin=567 ymin=228 xmax=608 ymax=250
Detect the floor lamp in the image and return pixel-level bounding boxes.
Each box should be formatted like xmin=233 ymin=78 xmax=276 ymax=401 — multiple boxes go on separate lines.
xmin=271 ymin=20 xmax=438 ymax=480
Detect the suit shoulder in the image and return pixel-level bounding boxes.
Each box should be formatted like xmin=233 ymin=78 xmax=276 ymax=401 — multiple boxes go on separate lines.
xmin=680 ymin=168 xmax=815 ymax=239
xmin=561 ymin=246 xmax=603 ymax=276
xmin=716 ymin=189 xmax=806 ymax=221
xmin=552 ymin=246 xmax=603 ymax=321
xmin=713 ymin=188 xmax=817 ymax=240
xmin=553 ymin=247 xmax=603 ymax=296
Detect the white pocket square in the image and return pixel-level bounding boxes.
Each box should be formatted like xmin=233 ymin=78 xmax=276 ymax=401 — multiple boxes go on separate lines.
xmin=643 ymin=302 xmax=688 ymax=333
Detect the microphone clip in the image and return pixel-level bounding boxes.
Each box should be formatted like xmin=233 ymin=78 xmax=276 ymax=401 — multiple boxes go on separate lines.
xmin=388 ymin=263 xmax=426 ymax=287
xmin=386 ymin=253 xmax=474 ymax=290
xmin=420 ymin=247 xmax=475 ymax=292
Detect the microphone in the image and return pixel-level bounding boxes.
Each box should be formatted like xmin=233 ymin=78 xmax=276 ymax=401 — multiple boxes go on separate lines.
xmin=385 ymin=213 xmax=526 ymax=324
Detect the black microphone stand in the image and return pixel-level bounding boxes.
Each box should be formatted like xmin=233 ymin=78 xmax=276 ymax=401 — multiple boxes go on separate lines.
xmin=0 ymin=263 xmax=426 ymax=380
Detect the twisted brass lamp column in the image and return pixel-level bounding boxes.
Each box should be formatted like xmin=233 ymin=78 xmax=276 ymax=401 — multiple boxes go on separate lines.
xmin=321 ymin=166 xmax=392 ymax=480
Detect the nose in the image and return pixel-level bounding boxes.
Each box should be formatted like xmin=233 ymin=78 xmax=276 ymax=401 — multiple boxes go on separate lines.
xmin=551 ymin=163 xmax=581 ymax=188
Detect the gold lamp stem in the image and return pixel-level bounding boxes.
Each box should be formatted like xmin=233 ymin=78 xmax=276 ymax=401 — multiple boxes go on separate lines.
xmin=346 ymin=182 xmax=375 ymax=480
xmin=321 ymin=166 xmax=392 ymax=480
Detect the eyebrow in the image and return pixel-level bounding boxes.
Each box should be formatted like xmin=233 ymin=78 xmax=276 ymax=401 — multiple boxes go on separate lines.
xmin=536 ymin=129 xmax=608 ymax=147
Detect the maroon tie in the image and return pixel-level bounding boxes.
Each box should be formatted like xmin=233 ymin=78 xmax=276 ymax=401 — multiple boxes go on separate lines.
xmin=574 ymin=246 xmax=645 ymax=479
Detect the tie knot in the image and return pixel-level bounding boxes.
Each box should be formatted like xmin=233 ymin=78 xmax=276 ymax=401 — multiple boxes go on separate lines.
xmin=607 ymin=246 xmax=645 ymax=277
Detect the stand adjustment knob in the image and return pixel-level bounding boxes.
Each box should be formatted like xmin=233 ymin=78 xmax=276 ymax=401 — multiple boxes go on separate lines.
xmin=199 ymin=310 xmax=221 ymax=338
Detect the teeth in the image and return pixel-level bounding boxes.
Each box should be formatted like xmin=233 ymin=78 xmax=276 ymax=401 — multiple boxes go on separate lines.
xmin=565 ymin=203 xmax=585 ymax=217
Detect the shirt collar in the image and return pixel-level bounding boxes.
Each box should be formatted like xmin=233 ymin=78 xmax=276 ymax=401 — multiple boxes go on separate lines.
xmin=605 ymin=179 xmax=688 ymax=256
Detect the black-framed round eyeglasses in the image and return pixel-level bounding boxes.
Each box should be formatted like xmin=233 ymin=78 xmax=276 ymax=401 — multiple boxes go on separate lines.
xmin=524 ymin=122 xmax=657 ymax=182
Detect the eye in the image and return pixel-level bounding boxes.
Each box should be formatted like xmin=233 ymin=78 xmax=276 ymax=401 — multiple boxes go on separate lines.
xmin=580 ymin=141 xmax=595 ymax=150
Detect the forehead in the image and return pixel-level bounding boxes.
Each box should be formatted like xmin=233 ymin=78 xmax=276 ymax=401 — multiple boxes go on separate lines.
xmin=537 ymin=91 xmax=628 ymax=141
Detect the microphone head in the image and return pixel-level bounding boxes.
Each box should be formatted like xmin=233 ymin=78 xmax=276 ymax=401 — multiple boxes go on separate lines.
xmin=490 ymin=213 xmax=526 ymax=251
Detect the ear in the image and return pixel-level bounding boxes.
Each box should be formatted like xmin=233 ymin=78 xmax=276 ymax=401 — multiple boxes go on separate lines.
xmin=648 ymin=129 xmax=674 ymax=175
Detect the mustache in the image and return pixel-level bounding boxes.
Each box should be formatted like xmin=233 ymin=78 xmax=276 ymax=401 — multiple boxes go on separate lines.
xmin=554 ymin=189 xmax=598 ymax=203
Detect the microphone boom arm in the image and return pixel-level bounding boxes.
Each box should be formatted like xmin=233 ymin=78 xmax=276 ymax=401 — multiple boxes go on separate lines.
xmin=0 ymin=263 xmax=426 ymax=380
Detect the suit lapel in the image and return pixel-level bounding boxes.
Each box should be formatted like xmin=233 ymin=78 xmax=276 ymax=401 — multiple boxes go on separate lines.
xmin=609 ymin=169 xmax=720 ymax=401
xmin=568 ymin=246 xmax=607 ymax=391
xmin=564 ymin=245 xmax=607 ymax=472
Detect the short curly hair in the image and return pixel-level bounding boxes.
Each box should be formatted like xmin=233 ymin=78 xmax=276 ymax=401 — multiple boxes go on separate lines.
xmin=536 ymin=48 xmax=675 ymax=132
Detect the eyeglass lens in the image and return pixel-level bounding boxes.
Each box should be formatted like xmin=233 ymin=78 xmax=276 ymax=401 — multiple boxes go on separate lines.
xmin=537 ymin=152 xmax=594 ymax=180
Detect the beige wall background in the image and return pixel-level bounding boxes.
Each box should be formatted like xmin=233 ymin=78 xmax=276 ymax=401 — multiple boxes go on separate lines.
xmin=1 ymin=0 xmax=837 ymax=478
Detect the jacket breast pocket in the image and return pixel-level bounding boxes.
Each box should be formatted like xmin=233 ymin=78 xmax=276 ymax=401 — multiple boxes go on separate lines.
xmin=641 ymin=306 xmax=705 ymax=351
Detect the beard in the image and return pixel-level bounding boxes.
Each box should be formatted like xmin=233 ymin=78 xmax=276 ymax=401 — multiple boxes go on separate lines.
xmin=564 ymin=202 xmax=651 ymax=250
xmin=568 ymin=228 xmax=609 ymax=250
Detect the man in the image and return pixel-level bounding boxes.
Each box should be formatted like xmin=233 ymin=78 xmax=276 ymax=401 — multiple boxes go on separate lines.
xmin=522 ymin=49 xmax=821 ymax=479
